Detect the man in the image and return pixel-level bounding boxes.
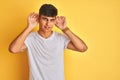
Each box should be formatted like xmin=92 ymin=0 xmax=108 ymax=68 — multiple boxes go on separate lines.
xmin=9 ymin=4 xmax=87 ymax=80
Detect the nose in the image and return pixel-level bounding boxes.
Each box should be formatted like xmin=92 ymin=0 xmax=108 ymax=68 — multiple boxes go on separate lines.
xmin=46 ymin=21 xmax=50 ymax=26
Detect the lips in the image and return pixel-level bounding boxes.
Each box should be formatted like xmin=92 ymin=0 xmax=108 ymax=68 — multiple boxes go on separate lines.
xmin=44 ymin=26 xmax=50 ymax=30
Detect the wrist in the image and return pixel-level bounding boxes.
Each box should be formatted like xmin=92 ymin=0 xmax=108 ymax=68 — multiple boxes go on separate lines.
xmin=62 ymin=27 xmax=70 ymax=33
xmin=26 ymin=25 xmax=34 ymax=31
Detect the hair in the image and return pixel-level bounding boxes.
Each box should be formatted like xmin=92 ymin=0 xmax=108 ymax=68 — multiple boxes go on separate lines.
xmin=39 ymin=4 xmax=58 ymax=17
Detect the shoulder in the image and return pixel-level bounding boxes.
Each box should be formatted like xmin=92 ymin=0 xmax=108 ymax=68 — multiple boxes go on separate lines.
xmin=26 ymin=32 xmax=37 ymax=40
xmin=29 ymin=32 xmax=36 ymax=36
xmin=54 ymin=31 xmax=64 ymax=37
xmin=28 ymin=32 xmax=37 ymax=37
xmin=53 ymin=31 xmax=69 ymax=40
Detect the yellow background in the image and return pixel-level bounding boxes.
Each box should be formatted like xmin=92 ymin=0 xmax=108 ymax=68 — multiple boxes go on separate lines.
xmin=0 ymin=0 xmax=120 ymax=80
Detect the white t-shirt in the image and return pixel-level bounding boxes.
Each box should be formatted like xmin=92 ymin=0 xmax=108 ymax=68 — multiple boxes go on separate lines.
xmin=24 ymin=31 xmax=70 ymax=80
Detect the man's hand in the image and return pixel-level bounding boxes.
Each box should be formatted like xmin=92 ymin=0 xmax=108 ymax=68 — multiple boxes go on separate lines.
xmin=27 ymin=12 xmax=39 ymax=29
xmin=55 ymin=16 xmax=67 ymax=30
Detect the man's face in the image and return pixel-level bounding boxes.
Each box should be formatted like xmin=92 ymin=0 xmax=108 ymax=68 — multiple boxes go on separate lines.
xmin=39 ymin=15 xmax=56 ymax=32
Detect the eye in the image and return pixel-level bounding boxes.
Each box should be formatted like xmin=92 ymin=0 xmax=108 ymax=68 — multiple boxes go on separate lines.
xmin=42 ymin=17 xmax=48 ymax=21
xmin=50 ymin=19 xmax=55 ymax=22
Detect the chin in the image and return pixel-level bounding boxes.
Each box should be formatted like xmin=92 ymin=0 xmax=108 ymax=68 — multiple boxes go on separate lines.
xmin=44 ymin=29 xmax=52 ymax=33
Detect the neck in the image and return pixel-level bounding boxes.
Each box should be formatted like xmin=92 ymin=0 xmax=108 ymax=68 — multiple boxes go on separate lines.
xmin=37 ymin=29 xmax=53 ymax=39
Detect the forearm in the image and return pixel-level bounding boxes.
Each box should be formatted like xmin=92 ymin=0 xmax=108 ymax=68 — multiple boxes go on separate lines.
xmin=55 ymin=16 xmax=87 ymax=52
xmin=9 ymin=26 xmax=32 ymax=53
xmin=63 ymin=27 xmax=88 ymax=51
xmin=9 ymin=12 xmax=39 ymax=53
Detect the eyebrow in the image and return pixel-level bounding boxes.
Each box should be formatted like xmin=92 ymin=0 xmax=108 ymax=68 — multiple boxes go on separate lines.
xmin=42 ymin=17 xmax=47 ymax=19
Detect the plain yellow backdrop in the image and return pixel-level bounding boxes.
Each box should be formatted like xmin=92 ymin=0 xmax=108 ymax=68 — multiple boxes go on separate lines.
xmin=0 ymin=0 xmax=120 ymax=80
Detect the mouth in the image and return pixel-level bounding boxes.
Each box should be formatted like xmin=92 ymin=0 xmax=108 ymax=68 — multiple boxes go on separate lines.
xmin=44 ymin=26 xmax=50 ymax=30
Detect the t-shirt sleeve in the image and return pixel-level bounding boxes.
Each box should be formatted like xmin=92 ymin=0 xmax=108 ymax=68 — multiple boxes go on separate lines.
xmin=60 ymin=34 xmax=70 ymax=49
xmin=24 ymin=36 xmax=29 ymax=47
xmin=24 ymin=33 xmax=33 ymax=47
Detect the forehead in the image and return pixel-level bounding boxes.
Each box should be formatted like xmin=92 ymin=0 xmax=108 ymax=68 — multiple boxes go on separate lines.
xmin=40 ymin=15 xmax=56 ymax=19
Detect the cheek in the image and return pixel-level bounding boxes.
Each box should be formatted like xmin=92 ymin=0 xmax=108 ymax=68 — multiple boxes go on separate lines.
xmin=49 ymin=24 xmax=55 ymax=28
xmin=51 ymin=22 xmax=56 ymax=26
xmin=39 ymin=21 xmax=45 ymax=26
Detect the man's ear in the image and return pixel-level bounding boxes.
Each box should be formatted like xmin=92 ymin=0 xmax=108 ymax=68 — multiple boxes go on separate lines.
xmin=37 ymin=16 xmax=41 ymax=22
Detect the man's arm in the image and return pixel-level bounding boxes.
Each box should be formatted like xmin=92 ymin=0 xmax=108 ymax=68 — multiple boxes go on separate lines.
xmin=56 ymin=16 xmax=88 ymax=52
xmin=63 ymin=28 xmax=87 ymax=52
xmin=9 ymin=12 xmax=39 ymax=53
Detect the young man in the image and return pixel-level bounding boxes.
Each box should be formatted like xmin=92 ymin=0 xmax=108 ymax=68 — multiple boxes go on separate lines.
xmin=9 ymin=4 xmax=87 ymax=80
